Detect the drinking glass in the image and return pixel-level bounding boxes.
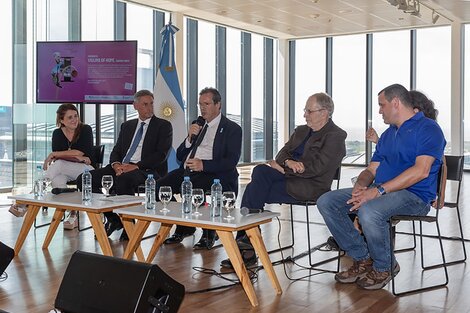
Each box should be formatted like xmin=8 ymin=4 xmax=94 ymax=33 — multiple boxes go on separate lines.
xmin=192 ymin=188 xmax=204 ymax=216
xmin=159 ymin=186 xmax=172 ymax=213
xmin=223 ymin=191 xmax=236 ymax=221
xmin=101 ymin=175 xmax=113 ymax=196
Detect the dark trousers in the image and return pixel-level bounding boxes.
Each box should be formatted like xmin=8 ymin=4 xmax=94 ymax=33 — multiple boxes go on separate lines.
xmin=158 ymin=168 xmax=216 ymax=236
xmin=77 ymin=164 xmax=155 ymax=223
xmin=241 ymin=164 xmax=297 ymax=209
xmin=237 ymin=164 xmax=297 ymax=240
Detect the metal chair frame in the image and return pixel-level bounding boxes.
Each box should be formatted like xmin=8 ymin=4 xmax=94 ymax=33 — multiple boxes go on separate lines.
xmin=271 ymin=166 xmax=342 ymax=273
xmin=389 ymin=163 xmax=449 ymax=296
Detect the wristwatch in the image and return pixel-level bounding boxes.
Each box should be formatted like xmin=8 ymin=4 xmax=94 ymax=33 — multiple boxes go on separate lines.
xmin=376 ymin=185 xmax=386 ymax=196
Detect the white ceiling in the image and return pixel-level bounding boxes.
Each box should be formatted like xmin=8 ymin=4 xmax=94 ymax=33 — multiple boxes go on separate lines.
xmin=125 ymin=0 xmax=469 ymax=39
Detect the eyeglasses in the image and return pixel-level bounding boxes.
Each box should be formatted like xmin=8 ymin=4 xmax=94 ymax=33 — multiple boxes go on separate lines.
xmin=303 ymin=108 xmax=325 ymax=114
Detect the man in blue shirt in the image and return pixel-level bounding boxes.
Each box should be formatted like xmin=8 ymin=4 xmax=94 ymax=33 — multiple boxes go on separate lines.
xmin=317 ymin=84 xmax=446 ymax=290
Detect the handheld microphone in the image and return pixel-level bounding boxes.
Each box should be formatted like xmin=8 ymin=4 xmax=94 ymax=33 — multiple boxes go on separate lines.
xmin=52 ymin=187 xmax=77 ymax=195
xmin=190 ymin=116 xmax=205 ymax=143
xmin=240 ymin=207 xmax=264 ymax=216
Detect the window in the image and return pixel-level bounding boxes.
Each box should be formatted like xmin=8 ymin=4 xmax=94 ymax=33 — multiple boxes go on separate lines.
xmin=332 ymin=34 xmax=367 ymax=164
xmin=251 ymin=33 xmax=264 ymax=161
xmin=294 ymin=38 xmax=326 ymax=127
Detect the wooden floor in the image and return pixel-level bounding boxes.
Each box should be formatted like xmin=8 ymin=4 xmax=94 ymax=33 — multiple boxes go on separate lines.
xmin=0 ymin=166 xmax=469 ymax=313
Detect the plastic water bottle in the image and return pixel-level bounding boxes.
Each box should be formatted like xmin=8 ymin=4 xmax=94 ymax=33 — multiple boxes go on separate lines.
xmin=82 ymin=169 xmax=92 ymax=202
xmin=145 ymin=174 xmax=156 ymax=210
xmin=210 ymin=179 xmax=222 ymax=217
xmin=181 ymin=176 xmax=193 ymax=214
xmin=33 ymin=165 xmax=45 ymax=197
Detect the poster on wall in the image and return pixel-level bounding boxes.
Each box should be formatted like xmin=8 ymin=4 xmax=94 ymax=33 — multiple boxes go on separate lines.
xmin=36 ymin=41 xmax=137 ymax=104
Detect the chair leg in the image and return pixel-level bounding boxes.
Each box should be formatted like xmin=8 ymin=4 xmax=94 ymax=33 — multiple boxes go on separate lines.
xmin=440 ymin=206 xmax=467 ymax=266
xmin=34 ymin=207 xmax=64 ymax=229
xmin=77 ymin=212 xmax=92 ymax=232
xmin=391 ymin=219 xmax=449 ymax=296
xmin=393 ymin=221 xmax=417 ymax=253
xmin=267 ymin=204 xmax=295 ymax=254
xmin=304 ymin=203 xmax=341 ymax=273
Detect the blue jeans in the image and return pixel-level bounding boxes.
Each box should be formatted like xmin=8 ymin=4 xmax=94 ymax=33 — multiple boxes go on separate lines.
xmin=317 ymin=188 xmax=430 ymax=272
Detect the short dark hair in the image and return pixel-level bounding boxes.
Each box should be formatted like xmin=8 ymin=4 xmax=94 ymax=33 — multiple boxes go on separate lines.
xmin=410 ymin=90 xmax=438 ymax=121
xmin=199 ymin=87 xmax=221 ymax=104
xmin=378 ymin=84 xmax=412 ymax=108
xmin=134 ymin=89 xmax=153 ymax=103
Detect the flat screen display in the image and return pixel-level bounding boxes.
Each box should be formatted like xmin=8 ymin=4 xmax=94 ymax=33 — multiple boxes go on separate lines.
xmin=36 ymin=40 xmax=137 ymax=104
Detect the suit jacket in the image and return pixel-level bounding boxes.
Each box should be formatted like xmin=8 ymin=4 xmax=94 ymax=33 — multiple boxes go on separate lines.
xmin=276 ymin=119 xmax=347 ymax=201
xmin=110 ymin=115 xmax=173 ymax=177
xmin=176 ymin=114 xmax=242 ymax=193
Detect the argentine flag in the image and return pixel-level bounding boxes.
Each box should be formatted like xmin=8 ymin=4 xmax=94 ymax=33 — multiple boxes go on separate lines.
xmin=153 ymin=23 xmax=185 ymax=171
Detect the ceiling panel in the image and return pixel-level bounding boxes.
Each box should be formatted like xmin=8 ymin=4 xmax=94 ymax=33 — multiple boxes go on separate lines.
xmin=128 ymin=0 xmax=461 ymax=38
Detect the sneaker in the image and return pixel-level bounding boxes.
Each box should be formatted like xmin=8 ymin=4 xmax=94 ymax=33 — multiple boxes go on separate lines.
xmin=9 ymin=204 xmax=28 ymax=217
xmin=335 ymin=258 xmax=373 ymax=284
xmin=356 ymin=263 xmax=401 ymax=290
xmin=63 ymin=213 xmax=78 ymax=230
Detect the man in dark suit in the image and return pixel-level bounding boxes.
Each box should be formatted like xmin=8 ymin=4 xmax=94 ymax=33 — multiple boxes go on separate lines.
xmin=220 ymin=92 xmax=347 ymax=268
xmin=160 ymin=87 xmax=242 ymax=250
xmin=77 ymin=89 xmax=172 ymax=239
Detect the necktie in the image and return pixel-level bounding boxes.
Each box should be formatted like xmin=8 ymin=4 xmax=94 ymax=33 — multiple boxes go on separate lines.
xmin=188 ymin=124 xmax=208 ymax=159
xmin=123 ymin=122 xmax=145 ymax=163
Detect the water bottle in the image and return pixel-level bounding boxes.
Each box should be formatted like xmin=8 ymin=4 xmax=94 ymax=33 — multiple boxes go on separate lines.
xmin=210 ymin=179 xmax=223 ymax=217
xmin=33 ymin=165 xmax=44 ymax=197
xmin=145 ymin=174 xmax=156 ymax=210
xmin=181 ymin=176 xmax=192 ymax=214
xmin=82 ymin=169 xmax=92 ymax=202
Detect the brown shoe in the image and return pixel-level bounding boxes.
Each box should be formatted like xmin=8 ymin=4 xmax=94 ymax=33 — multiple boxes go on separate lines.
xmin=335 ymin=258 xmax=373 ymax=284
xmin=356 ymin=263 xmax=400 ymax=290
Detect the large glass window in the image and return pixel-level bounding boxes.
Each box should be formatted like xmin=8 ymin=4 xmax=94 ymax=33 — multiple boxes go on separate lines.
xmin=226 ymin=28 xmax=242 ymax=125
xmin=198 ymin=20 xmax=216 ymax=90
xmin=82 ymin=0 xmax=115 ymax=163
xmin=465 ymin=24 xmax=470 ymax=169
xmin=251 ymin=34 xmax=264 ymax=161
xmin=371 ymin=30 xmax=410 ymax=140
xmin=416 ymin=26 xmax=451 ymax=152
xmin=332 ymin=34 xmax=366 ymax=164
xmin=294 ymin=38 xmax=326 ymax=127
xmin=0 ymin=0 xmax=12 ymax=188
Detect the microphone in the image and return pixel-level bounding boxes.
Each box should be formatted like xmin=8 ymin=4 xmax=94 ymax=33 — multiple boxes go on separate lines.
xmin=52 ymin=187 xmax=77 ymax=195
xmin=190 ymin=116 xmax=205 ymax=143
xmin=240 ymin=207 xmax=264 ymax=216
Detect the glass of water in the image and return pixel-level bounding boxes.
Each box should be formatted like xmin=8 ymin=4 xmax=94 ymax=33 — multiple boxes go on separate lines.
xmin=101 ymin=175 xmax=113 ymax=196
xmin=192 ymin=188 xmax=204 ymax=216
xmin=223 ymin=191 xmax=236 ymax=221
xmin=159 ymin=186 xmax=172 ymax=213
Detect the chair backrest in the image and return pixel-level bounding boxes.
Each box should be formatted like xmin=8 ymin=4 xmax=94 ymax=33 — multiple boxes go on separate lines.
xmin=435 ymin=162 xmax=446 ymax=210
xmin=443 ymin=155 xmax=463 ymax=207
xmin=92 ymin=144 xmax=105 ymax=169
xmin=333 ymin=166 xmax=341 ymax=190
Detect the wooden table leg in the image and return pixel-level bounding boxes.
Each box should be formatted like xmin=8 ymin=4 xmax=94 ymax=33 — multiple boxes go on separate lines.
xmin=42 ymin=208 xmax=66 ymax=250
xmin=122 ymin=218 xmax=150 ymax=261
xmin=121 ymin=216 xmax=150 ymax=262
xmin=217 ymin=230 xmax=259 ymax=307
xmin=246 ymin=227 xmax=282 ymax=294
xmin=87 ymin=212 xmax=113 ymax=256
xmin=14 ymin=205 xmax=41 ymax=255
xmin=146 ymin=223 xmax=172 ymax=263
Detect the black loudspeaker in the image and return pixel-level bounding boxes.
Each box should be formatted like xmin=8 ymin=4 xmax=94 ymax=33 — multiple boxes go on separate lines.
xmin=55 ymin=251 xmax=185 ymax=313
xmin=0 ymin=242 xmax=14 ymax=276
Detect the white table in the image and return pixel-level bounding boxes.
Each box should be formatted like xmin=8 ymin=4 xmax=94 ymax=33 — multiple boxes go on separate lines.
xmin=115 ymin=202 xmax=282 ymax=307
xmin=9 ymin=193 xmax=144 ymax=258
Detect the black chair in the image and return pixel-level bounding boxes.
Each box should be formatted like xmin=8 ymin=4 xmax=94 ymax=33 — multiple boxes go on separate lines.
xmin=35 ymin=145 xmax=105 ymax=230
xmin=389 ymin=163 xmax=448 ymax=296
xmin=273 ymin=166 xmax=342 ymax=273
xmin=393 ymin=155 xmax=466 ymax=265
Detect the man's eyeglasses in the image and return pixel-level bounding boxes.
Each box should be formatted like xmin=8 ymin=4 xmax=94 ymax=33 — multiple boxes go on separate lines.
xmin=303 ymin=108 xmax=325 ymax=114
